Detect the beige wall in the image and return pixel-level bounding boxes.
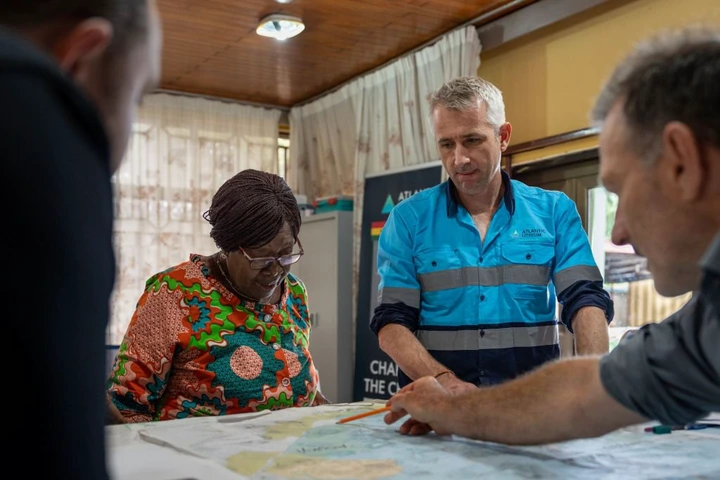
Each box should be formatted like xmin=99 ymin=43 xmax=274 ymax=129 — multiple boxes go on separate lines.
xmin=479 ymin=0 xmax=720 ymax=146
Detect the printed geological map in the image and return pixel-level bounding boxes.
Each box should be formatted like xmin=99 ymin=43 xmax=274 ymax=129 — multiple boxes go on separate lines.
xmin=124 ymin=403 xmax=720 ymax=479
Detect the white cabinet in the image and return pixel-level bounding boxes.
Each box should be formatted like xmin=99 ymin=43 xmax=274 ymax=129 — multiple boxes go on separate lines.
xmin=292 ymin=211 xmax=354 ymax=403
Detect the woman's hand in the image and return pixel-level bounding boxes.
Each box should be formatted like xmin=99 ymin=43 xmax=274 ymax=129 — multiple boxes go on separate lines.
xmin=106 ymin=393 xmax=126 ymax=425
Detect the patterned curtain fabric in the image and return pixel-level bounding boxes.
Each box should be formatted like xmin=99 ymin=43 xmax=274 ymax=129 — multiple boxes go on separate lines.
xmin=287 ymin=26 xmax=482 ymax=350
xmin=108 ymin=93 xmax=282 ymax=344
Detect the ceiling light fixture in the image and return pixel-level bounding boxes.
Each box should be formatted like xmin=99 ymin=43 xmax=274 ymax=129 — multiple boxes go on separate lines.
xmin=256 ymin=13 xmax=305 ymax=41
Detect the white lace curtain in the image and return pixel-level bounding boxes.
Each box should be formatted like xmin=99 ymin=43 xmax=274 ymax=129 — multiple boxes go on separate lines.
xmin=288 ymin=26 xmax=482 ymax=336
xmin=108 ymin=93 xmax=282 ymax=344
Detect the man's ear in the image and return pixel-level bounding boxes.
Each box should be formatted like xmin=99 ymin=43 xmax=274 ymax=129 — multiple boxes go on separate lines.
xmin=52 ymin=18 xmax=113 ymax=82
xmin=659 ymin=121 xmax=705 ymax=202
xmin=499 ymin=122 xmax=512 ymax=152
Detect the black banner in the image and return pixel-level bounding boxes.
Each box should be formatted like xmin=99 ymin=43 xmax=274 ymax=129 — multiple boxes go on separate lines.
xmin=353 ymin=163 xmax=443 ymax=400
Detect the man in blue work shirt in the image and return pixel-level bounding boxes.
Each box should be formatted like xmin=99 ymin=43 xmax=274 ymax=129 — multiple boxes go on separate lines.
xmin=370 ymin=76 xmax=613 ymax=397
xmin=385 ymin=27 xmax=720 ymax=443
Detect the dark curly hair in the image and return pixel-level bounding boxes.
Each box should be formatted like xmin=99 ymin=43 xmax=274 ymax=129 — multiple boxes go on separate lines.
xmin=203 ymin=169 xmax=301 ymax=251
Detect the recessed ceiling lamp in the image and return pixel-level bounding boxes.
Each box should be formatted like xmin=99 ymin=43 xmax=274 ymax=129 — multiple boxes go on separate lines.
xmin=256 ymin=13 xmax=305 ymax=41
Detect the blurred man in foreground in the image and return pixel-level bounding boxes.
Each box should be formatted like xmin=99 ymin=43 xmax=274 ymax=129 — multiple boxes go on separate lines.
xmin=1 ymin=1 xmax=162 ymax=477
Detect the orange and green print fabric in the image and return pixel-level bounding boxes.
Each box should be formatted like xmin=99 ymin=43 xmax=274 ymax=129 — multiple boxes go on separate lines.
xmin=107 ymin=254 xmax=319 ymax=422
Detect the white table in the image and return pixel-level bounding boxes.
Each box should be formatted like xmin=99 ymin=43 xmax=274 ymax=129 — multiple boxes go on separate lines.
xmin=106 ymin=405 xmax=720 ymax=480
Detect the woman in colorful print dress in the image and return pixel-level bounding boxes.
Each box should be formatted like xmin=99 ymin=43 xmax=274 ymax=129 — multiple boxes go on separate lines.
xmin=107 ymin=169 xmax=329 ymax=422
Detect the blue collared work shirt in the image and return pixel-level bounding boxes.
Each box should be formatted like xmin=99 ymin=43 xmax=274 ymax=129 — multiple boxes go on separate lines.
xmin=371 ymin=172 xmax=613 ymax=387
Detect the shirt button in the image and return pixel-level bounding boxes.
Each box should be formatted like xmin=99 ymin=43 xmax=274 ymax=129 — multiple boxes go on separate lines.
xmin=272 ymin=343 xmax=280 ymax=351
xmin=479 ymin=256 xmax=483 ymax=263
xmin=480 ymin=370 xmax=487 ymax=376
xmin=480 ymin=295 xmax=486 ymax=301
xmin=281 ymin=378 xmax=290 ymax=387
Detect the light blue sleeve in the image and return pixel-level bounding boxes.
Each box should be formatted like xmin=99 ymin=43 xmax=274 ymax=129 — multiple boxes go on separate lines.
xmin=377 ymin=206 xmax=420 ymax=308
xmin=552 ymin=193 xmax=604 ymax=294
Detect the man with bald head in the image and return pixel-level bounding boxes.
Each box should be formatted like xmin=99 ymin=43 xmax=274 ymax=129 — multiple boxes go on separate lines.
xmin=1 ymin=1 xmax=162 ymax=477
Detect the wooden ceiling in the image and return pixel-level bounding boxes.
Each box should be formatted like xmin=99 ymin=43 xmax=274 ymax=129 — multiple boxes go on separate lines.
xmin=157 ymin=0 xmax=530 ymax=107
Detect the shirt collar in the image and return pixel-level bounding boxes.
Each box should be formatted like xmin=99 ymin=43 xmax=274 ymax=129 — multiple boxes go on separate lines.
xmin=700 ymin=233 xmax=720 ymax=278
xmin=445 ymin=169 xmax=516 ymax=217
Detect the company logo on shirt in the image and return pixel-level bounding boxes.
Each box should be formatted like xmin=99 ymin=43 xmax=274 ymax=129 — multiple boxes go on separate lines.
xmin=522 ymin=228 xmax=547 ymax=238
xmin=511 ymin=228 xmax=547 ymax=238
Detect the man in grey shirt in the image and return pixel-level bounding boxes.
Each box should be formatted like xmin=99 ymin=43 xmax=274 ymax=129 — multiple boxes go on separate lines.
xmin=601 ymin=239 xmax=720 ymax=426
xmin=383 ymin=26 xmax=720 ymax=443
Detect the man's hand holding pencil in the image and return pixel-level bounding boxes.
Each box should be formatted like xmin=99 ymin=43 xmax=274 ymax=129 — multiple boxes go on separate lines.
xmin=384 ymin=376 xmax=458 ymax=436
xmin=336 ymin=375 xmax=469 ymax=437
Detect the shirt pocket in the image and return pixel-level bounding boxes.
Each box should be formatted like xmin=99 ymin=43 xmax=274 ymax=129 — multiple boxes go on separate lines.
xmin=500 ymin=242 xmax=554 ymax=300
xmin=415 ymin=247 xmax=467 ymax=320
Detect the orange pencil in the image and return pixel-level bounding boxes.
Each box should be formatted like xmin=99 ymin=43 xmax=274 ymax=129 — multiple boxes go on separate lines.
xmin=336 ymin=406 xmax=392 ymax=424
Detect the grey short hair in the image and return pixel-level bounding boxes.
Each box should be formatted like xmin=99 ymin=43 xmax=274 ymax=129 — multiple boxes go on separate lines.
xmin=0 ymin=0 xmax=150 ymax=55
xmin=592 ymin=27 xmax=720 ymax=162
xmin=430 ymin=76 xmax=506 ymax=130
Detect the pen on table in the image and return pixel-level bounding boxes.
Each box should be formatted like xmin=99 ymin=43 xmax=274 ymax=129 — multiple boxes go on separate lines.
xmin=336 ymin=406 xmax=392 ymax=424
xmin=685 ymin=423 xmax=720 ymax=430
xmin=644 ymin=425 xmax=678 ymax=434
xmin=644 ymin=423 xmax=720 ymax=434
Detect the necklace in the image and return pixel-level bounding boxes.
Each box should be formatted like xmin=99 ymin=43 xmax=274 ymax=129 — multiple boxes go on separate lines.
xmin=215 ymin=253 xmax=247 ymax=300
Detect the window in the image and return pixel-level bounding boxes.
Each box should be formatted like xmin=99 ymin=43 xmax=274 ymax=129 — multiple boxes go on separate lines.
xmin=107 ymin=94 xmax=283 ymax=345
xmin=587 ymin=188 xmax=692 ymax=349
xmin=278 ymin=137 xmax=290 ymax=179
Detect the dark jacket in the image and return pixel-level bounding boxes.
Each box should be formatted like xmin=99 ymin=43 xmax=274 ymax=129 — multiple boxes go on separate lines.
xmin=0 ymin=27 xmax=114 ymax=480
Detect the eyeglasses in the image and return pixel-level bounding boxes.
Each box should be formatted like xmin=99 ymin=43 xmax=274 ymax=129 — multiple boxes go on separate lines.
xmin=238 ymin=239 xmax=304 ymax=270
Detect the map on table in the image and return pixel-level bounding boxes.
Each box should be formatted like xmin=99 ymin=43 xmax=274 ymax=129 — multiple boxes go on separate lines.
xmin=136 ymin=403 xmax=720 ymax=479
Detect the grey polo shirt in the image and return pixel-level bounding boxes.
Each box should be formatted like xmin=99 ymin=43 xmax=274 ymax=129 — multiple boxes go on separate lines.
xmin=599 ymin=234 xmax=720 ymax=426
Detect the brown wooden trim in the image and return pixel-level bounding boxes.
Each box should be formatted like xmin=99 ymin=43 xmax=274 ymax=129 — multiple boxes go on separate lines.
xmin=153 ymin=88 xmax=291 ymax=111
xmin=511 ymin=147 xmax=598 ymax=176
xmin=503 ymin=155 xmax=513 ymax=178
xmin=470 ymin=0 xmax=538 ymax=27
xmin=504 ymin=127 xmax=599 ymax=156
xmin=477 ymin=0 xmax=612 ymax=52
